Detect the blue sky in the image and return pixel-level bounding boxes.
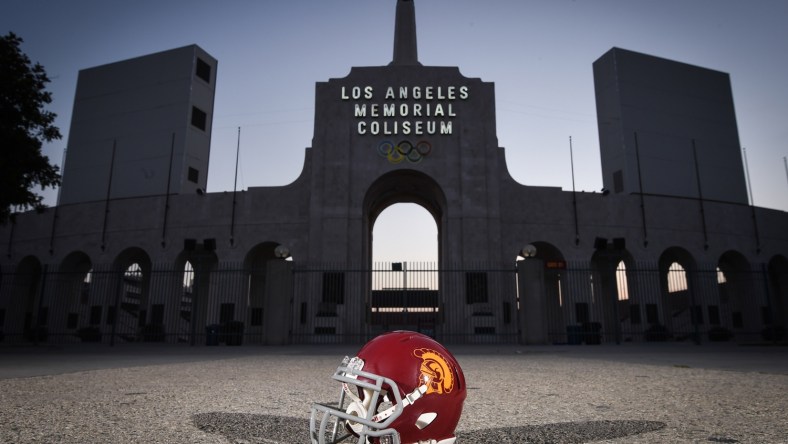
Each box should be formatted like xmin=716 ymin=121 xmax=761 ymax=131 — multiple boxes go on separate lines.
xmin=3 ymin=0 xmax=787 ymax=262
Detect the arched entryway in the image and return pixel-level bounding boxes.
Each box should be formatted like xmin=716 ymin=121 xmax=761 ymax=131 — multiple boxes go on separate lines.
xmin=363 ymin=170 xmax=447 ymax=336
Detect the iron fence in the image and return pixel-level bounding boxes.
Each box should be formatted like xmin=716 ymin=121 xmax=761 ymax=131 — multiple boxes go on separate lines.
xmin=545 ymin=262 xmax=782 ymax=345
xmin=0 ymin=260 xmax=784 ymax=346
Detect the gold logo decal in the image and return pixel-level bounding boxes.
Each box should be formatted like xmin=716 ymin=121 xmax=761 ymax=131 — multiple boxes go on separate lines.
xmin=413 ymin=348 xmax=454 ymax=395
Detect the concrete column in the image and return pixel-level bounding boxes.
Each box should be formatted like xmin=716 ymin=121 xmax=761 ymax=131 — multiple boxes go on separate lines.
xmin=263 ymin=260 xmax=294 ymax=345
xmin=518 ymin=259 xmax=547 ymax=345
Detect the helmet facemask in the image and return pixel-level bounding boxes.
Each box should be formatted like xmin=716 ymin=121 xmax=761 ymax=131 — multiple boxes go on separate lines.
xmin=310 ymin=356 xmax=406 ymax=444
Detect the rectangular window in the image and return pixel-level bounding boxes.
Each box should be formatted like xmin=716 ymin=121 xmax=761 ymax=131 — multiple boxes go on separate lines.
xmin=106 ymin=306 xmax=116 ymax=326
xmin=465 ymin=272 xmax=488 ymax=304
xmin=191 ymin=106 xmax=207 ymax=131
xmin=188 ymin=167 xmax=199 ymax=183
xmin=322 ymin=272 xmax=345 ymax=304
xmin=195 ymin=58 xmax=211 ymax=83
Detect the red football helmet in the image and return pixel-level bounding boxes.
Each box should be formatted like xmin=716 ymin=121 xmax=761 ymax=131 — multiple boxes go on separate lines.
xmin=310 ymin=331 xmax=466 ymax=444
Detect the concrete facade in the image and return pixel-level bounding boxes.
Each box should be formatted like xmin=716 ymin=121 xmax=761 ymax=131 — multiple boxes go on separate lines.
xmin=59 ymin=45 xmax=217 ymax=205
xmin=594 ymin=48 xmax=748 ymax=204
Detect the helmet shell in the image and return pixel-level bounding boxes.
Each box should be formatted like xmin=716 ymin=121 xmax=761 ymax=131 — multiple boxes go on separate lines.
xmin=356 ymin=331 xmax=466 ymax=443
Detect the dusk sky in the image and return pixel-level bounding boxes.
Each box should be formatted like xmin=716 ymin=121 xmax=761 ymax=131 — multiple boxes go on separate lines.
xmin=3 ymin=0 xmax=787 ymax=262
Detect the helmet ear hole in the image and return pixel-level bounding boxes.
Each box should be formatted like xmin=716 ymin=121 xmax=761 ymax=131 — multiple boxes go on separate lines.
xmin=345 ymin=401 xmax=366 ymax=435
xmin=415 ymin=412 xmax=438 ymax=430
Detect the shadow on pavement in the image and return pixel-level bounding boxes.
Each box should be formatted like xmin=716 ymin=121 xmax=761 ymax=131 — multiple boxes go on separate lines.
xmin=193 ymin=412 xmax=668 ymax=443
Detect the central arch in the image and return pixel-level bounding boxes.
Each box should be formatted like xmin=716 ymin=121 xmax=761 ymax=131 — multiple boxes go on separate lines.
xmin=362 ymin=169 xmax=448 ymax=267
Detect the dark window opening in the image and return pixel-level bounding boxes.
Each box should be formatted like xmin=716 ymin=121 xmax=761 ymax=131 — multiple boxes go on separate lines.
xmin=322 ymin=272 xmax=345 ymax=304
xmin=188 ymin=167 xmax=199 ymax=184
xmin=191 ymin=106 xmax=207 ymax=131
xmin=465 ymin=272 xmax=488 ymax=304
xmin=196 ymin=58 xmax=211 ymax=83
xmin=106 ymin=307 xmax=116 ymax=325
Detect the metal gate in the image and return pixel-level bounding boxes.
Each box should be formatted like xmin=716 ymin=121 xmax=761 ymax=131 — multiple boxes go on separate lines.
xmin=290 ymin=262 xmax=519 ymax=344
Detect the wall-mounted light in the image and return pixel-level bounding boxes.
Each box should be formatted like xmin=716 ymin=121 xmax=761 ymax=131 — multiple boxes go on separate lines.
xmin=521 ymin=244 xmax=537 ymax=258
xmin=274 ymin=245 xmax=290 ymax=259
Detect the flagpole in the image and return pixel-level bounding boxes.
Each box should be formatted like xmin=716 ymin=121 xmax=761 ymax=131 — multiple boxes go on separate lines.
xmin=230 ymin=127 xmax=241 ymax=246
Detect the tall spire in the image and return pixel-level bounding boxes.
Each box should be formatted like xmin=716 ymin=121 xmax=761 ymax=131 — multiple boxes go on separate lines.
xmin=391 ymin=0 xmax=420 ymax=66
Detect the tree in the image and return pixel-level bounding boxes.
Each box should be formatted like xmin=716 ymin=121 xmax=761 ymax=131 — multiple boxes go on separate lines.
xmin=0 ymin=32 xmax=62 ymax=225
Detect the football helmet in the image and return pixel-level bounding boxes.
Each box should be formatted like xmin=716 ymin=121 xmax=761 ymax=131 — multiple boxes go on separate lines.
xmin=310 ymin=331 xmax=466 ymax=444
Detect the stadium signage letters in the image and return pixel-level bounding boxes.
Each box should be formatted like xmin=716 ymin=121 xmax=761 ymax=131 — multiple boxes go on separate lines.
xmin=341 ymin=85 xmax=469 ymax=136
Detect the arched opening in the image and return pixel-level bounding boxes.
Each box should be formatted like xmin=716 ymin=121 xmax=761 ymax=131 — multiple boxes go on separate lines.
xmin=176 ymin=245 xmax=218 ymax=345
xmin=372 ymin=203 xmax=438 ymax=265
xmin=363 ymin=170 xmax=446 ymax=336
xmin=112 ymin=248 xmax=154 ymax=342
xmin=658 ymin=247 xmax=698 ymax=341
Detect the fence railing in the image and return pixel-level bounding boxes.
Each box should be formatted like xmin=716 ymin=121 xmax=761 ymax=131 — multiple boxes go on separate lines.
xmin=0 ymin=261 xmax=784 ymax=346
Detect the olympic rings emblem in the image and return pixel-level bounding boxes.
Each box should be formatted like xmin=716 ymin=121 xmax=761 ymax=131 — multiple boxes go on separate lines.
xmin=377 ymin=140 xmax=432 ymax=164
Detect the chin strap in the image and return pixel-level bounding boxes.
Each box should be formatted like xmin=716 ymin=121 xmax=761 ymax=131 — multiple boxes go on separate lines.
xmin=371 ymin=384 xmax=428 ymax=423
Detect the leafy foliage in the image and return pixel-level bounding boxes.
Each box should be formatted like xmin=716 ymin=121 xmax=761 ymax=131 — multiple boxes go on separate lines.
xmin=0 ymin=32 xmax=62 ymax=225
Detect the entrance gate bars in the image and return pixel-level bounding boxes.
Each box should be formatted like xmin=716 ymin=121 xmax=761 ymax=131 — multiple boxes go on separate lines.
xmin=290 ymin=262 xmax=520 ymax=344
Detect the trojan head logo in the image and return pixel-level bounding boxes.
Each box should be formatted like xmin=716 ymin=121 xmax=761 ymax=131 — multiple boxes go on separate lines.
xmin=413 ymin=348 xmax=454 ymax=395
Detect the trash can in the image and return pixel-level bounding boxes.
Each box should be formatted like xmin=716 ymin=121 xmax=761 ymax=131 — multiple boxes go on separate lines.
xmin=205 ymin=324 xmax=220 ymax=346
xmin=224 ymin=321 xmax=244 ymax=346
